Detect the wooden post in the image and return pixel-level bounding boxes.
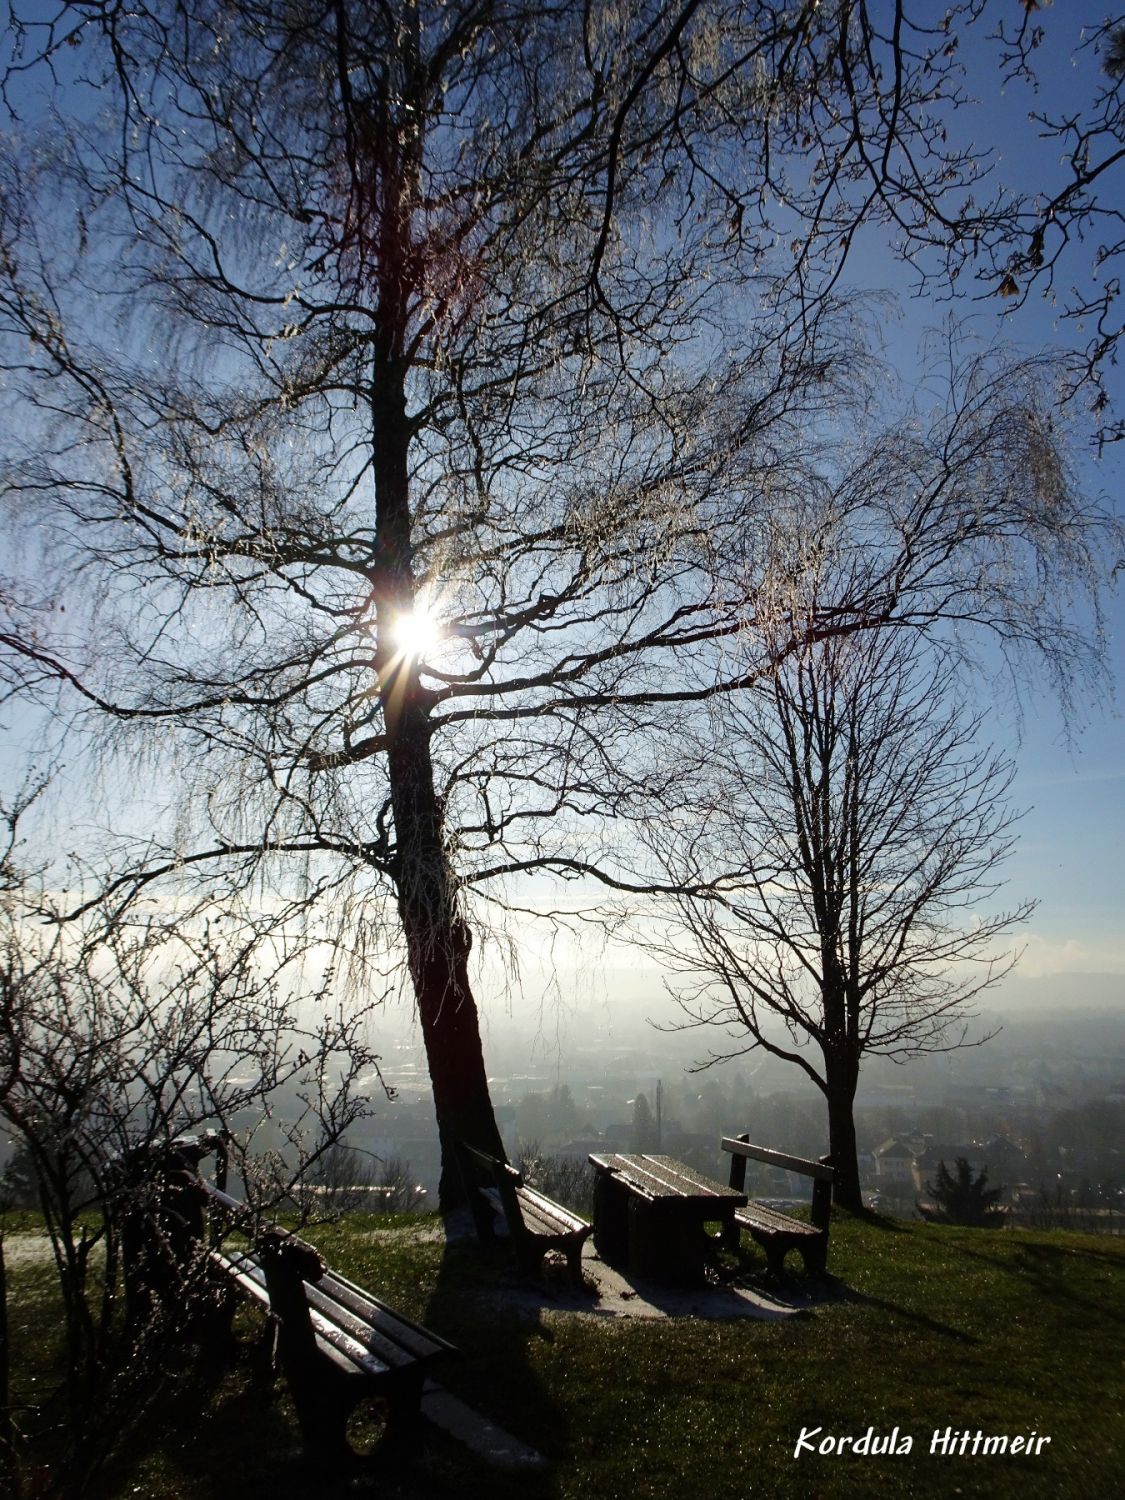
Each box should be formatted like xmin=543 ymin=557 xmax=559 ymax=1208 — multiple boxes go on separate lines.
xmin=592 ymin=1173 xmax=630 ymax=1265
xmin=811 ymin=1156 xmax=834 ymax=1233
xmin=727 ymin=1134 xmax=750 ymax=1193
xmin=257 ymin=1232 xmax=348 ymax=1459
xmin=722 ymin=1134 xmax=750 ymax=1250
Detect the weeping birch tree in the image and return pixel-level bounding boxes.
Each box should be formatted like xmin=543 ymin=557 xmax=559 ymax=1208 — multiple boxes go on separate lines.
xmin=0 ymin=1 xmax=1115 ymax=1202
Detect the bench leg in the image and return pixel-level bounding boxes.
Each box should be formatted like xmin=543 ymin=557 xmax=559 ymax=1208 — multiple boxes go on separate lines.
xmin=293 ymin=1368 xmax=427 ymax=1462
xmin=286 ymin=1368 xmax=355 ymax=1462
xmin=384 ymin=1369 xmax=426 ymax=1444
xmin=748 ymin=1231 xmax=789 ymax=1279
xmin=514 ymin=1239 xmax=547 ymax=1281
xmin=196 ymin=1279 xmax=241 ymax=1373
xmin=565 ymin=1239 xmax=586 ymax=1288
xmin=629 ymin=1202 xmax=707 ymax=1284
xmin=592 ymin=1175 xmax=630 ymax=1265
xmin=800 ymin=1238 xmax=829 ymax=1278
xmin=467 ymin=1190 xmax=498 ymax=1247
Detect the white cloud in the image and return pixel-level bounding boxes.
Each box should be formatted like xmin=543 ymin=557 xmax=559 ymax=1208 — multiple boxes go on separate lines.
xmin=1014 ymin=930 xmax=1125 ymax=978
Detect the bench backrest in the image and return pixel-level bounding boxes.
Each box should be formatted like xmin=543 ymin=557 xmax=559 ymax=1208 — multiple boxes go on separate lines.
xmin=721 ymin=1135 xmax=834 ymax=1232
xmin=720 ymin=1137 xmax=834 ymax=1181
xmin=460 ymin=1142 xmax=527 ymax=1241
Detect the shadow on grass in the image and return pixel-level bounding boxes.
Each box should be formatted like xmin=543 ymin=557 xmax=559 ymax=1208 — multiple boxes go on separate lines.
xmin=953 ymin=1237 xmax=1125 ymax=1327
xmin=842 ymin=1208 xmax=909 ymax=1232
xmin=817 ymin=1273 xmax=981 ymax=1345
xmin=90 ymin=1330 xmax=312 ymax=1500
xmin=419 ymin=1233 xmax=566 ymax=1500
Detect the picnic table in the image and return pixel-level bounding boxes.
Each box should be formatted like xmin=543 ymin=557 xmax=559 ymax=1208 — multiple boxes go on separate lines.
xmin=587 ymin=1153 xmax=747 ymax=1283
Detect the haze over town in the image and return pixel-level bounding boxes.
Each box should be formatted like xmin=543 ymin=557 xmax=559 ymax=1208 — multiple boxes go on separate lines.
xmin=247 ymin=960 xmax=1125 ymax=1210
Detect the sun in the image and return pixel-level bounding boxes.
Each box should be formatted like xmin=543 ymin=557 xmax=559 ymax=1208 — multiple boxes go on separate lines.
xmin=392 ymin=604 xmax=443 ymax=660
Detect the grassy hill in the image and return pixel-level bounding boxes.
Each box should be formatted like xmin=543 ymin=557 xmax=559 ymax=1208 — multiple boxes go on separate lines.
xmin=4 ymin=1212 xmax=1122 ymax=1498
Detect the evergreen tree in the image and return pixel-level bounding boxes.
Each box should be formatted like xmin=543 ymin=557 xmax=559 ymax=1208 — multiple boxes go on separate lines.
xmin=631 ymin=1093 xmax=657 ymax=1153
xmin=919 ymin=1158 xmax=1004 ymax=1227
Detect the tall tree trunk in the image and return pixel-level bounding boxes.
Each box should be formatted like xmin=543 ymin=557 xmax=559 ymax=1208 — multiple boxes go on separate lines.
xmin=385 ymin=706 xmax=505 ymax=1207
xmin=372 ymin=353 xmax=503 ymax=1209
xmin=0 ymin=1234 xmax=12 ymax=1491
xmin=823 ymin=1045 xmax=863 ymax=1213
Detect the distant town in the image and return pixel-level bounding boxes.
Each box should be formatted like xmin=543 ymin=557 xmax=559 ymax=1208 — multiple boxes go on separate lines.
xmin=223 ymin=979 xmax=1124 ymax=1230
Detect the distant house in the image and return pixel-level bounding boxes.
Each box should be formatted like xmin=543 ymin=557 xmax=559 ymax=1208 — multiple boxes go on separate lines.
xmin=912 ymin=1137 xmax=1025 ymax=1202
xmin=873 ymin=1138 xmax=917 ymax=1191
xmin=912 ymin=1145 xmax=973 ymax=1196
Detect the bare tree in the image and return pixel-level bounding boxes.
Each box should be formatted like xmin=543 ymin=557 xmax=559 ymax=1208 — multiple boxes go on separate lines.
xmin=643 ymin=626 xmax=1035 ymax=1212
xmin=301 ymin=1142 xmax=425 ymax=1216
xmin=0 ymin=3 xmax=1115 ymax=1207
xmin=0 ymin=821 xmax=388 ymax=1491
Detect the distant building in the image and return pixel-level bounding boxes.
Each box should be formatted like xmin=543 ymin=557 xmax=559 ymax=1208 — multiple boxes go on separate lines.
xmin=873 ymin=1138 xmax=917 ymax=1192
xmin=912 ymin=1137 xmax=1025 ymax=1204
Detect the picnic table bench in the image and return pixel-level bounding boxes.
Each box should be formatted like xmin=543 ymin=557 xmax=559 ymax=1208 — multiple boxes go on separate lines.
xmin=720 ymin=1135 xmax=834 ymax=1277
xmin=206 ymin=1184 xmax=456 ymax=1458
xmin=587 ymin=1152 xmax=746 ymax=1283
xmin=120 ymin=1134 xmax=457 ymax=1460
xmin=460 ymin=1143 xmax=591 ymax=1286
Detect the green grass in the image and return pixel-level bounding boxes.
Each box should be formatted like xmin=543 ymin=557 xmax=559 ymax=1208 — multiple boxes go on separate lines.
xmin=3 ymin=1212 xmax=1122 ymax=1498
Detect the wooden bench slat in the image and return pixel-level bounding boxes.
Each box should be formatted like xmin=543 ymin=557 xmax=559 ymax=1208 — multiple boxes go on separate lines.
xmin=720 ymin=1138 xmax=835 ymax=1181
xmin=128 ymin=1139 xmax=457 ymax=1462
xmin=517 ymin=1185 xmax=589 ymax=1235
xmin=509 ymin=1191 xmax=589 ymax=1243
xmin=315 ymin=1268 xmax=456 ymax=1360
xmin=308 ymin=1311 xmax=395 ymax=1377
xmin=735 ymin=1205 xmax=819 ymax=1238
xmin=213 ymin=1249 xmax=438 ymax=1377
xmin=633 ymin=1155 xmax=744 ymax=1201
xmin=303 ymin=1283 xmax=422 ymax=1373
xmin=211 ymin=1248 xmax=270 ymax=1305
xmin=208 ymin=1251 xmax=388 ymax=1384
xmin=588 ymin=1153 xmax=744 ymax=1205
xmin=518 ymin=1201 xmax=565 ymax=1234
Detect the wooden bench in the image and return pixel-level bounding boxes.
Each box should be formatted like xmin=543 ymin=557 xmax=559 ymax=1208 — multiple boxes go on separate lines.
xmin=200 ymin=1183 xmax=457 ymax=1459
xmin=720 ymin=1136 xmax=834 ymax=1277
xmin=119 ymin=1142 xmax=457 ymax=1460
xmin=460 ymin=1143 xmax=591 ymax=1287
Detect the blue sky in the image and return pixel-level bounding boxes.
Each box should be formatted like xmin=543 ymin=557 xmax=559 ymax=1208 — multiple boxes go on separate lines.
xmin=1 ymin=3 xmax=1122 ymax=1009
xmin=1001 ymin=664 xmax=1124 ymax=981
xmin=826 ymin=11 xmax=1125 ymax=994
xmin=966 ymin=21 xmax=1123 ymax=988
